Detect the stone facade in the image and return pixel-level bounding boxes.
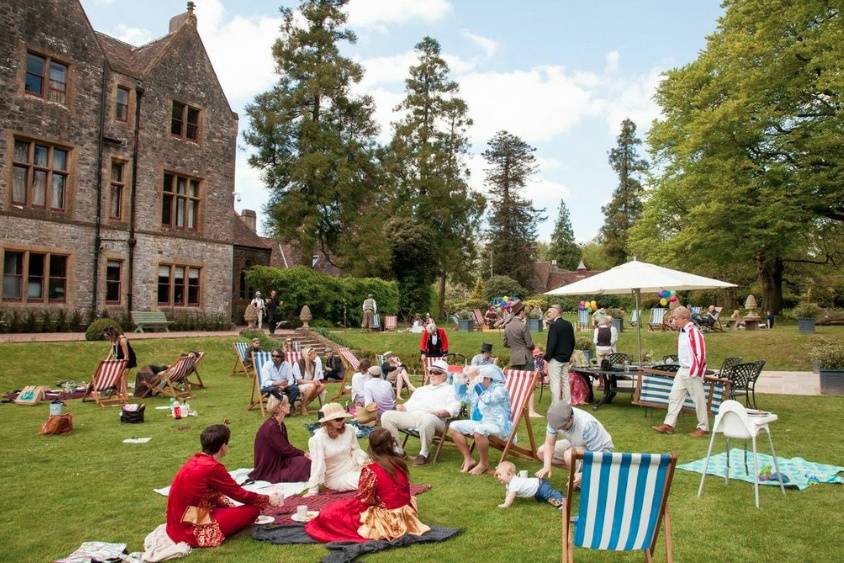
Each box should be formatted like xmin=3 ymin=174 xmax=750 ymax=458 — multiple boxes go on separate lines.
xmin=0 ymin=0 xmax=240 ymax=320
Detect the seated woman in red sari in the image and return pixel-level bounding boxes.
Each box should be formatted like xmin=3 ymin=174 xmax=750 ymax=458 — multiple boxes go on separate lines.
xmin=166 ymin=424 xmax=282 ymax=547
xmin=305 ymin=428 xmax=430 ymax=543
xmin=249 ymin=395 xmax=311 ymax=483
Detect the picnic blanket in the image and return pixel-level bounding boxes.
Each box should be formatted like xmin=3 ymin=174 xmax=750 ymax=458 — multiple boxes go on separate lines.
xmin=262 ymin=483 xmax=431 ymax=525
xmin=252 ymin=522 xmax=461 ymax=563
xmin=154 ymin=468 xmax=307 ymax=500
xmin=679 ymin=448 xmax=844 ymax=491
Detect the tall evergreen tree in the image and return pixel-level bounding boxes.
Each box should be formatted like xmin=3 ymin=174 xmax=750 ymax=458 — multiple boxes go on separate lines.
xmin=600 ymin=118 xmax=648 ymax=265
xmin=243 ymin=0 xmax=381 ymax=268
xmin=386 ymin=37 xmax=484 ymax=317
xmin=547 ymin=198 xmax=581 ymax=270
xmin=482 ymin=130 xmax=543 ymax=288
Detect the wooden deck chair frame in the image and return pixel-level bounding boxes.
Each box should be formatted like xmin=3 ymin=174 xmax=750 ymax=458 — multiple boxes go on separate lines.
xmin=248 ymin=351 xmax=271 ymax=416
xmin=144 ymin=355 xmax=196 ymax=400
xmin=332 ymin=347 xmax=361 ymax=400
xmin=83 ymin=359 xmax=129 ymax=406
xmin=472 ymin=308 xmax=486 ymax=331
xmin=186 ymin=351 xmax=206 ymax=389
xmin=711 ymin=306 xmax=725 ymax=332
xmin=562 ymin=451 xmax=678 ymax=563
xmin=231 ymin=342 xmax=251 ymax=377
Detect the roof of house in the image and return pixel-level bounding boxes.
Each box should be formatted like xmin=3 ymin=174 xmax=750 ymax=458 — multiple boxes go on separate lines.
xmin=230 ymin=210 xmax=273 ymax=250
xmin=95 ymin=31 xmax=177 ymax=79
xmin=533 ymin=261 xmax=602 ymax=293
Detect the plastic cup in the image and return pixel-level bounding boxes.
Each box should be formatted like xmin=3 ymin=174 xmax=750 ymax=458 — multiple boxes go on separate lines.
xmin=296 ymin=504 xmax=308 ymax=519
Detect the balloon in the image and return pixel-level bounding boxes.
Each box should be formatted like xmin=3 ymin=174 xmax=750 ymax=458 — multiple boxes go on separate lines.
xmin=660 ymin=298 xmax=668 ymax=306
xmin=670 ymin=290 xmax=677 ymax=296
xmin=503 ymin=295 xmax=509 ymax=302
xmin=670 ymin=295 xmax=679 ymax=302
xmin=662 ymin=290 xmax=670 ymax=298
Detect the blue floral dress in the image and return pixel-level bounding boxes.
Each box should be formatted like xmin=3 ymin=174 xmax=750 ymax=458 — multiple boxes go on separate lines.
xmin=449 ymin=382 xmax=513 ymax=439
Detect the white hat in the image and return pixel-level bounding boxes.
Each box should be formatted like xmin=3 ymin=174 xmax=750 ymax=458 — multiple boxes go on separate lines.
xmin=429 ymin=359 xmax=449 ymax=373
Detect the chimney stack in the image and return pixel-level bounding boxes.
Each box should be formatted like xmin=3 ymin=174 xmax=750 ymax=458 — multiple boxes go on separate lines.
xmin=169 ymin=2 xmax=197 ymax=34
xmin=240 ymin=209 xmax=257 ymax=233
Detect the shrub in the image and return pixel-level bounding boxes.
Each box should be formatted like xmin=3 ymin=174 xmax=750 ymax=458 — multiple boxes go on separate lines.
xmin=607 ymin=308 xmax=625 ymax=319
xmin=575 ymin=336 xmax=593 ymax=351
xmin=68 ymin=309 xmax=84 ymax=332
xmin=810 ymin=343 xmax=844 ymax=369
xmin=483 ymin=275 xmax=529 ymax=301
xmin=792 ymin=302 xmax=821 ymax=320
xmin=54 ymin=309 xmax=67 ymax=332
xmin=85 ymin=318 xmax=122 ymax=341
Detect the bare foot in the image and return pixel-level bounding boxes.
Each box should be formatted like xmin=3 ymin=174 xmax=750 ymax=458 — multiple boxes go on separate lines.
xmin=469 ymin=464 xmax=489 ymax=476
xmin=460 ymin=460 xmax=476 ymax=473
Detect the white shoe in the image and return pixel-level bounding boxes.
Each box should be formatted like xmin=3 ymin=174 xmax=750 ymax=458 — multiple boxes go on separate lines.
xmin=529 ymin=412 xmax=544 ymax=418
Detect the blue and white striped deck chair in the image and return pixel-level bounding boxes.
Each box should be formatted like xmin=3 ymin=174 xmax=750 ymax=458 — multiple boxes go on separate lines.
xmin=690 ymin=306 xmax=702 ymax=318
xmin=576 ymin=310 xmax=591 ymax=331
xmin=248 ymin=351 xmax=272 ymax=416
xmin=633 ymin=369 xmax=731 ymax=417
xmin=562 ymin=451 xmax=678 ymax=563
xmin=647 ymin=308 xmax=666 ymax=331
xmin=232 ymin=341 xmax=250 ymax=377
xmin=629 ymin=309 xmax=641 ymax=327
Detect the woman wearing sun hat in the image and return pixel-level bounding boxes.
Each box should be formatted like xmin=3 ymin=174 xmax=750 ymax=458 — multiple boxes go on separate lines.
xmin=305 ymin=403 xmax=369 ymax=496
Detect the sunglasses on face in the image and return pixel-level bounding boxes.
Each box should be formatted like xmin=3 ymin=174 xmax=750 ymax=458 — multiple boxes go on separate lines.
xmin=271 ymin=354 xmax=282 ymax=358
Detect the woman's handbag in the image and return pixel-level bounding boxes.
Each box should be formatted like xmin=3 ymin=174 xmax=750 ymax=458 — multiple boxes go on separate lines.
xmin=120 ymin=403 xmax=145 ymax=423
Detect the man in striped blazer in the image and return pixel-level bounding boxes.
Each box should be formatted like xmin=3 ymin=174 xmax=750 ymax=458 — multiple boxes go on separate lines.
xmin=652 ymin=306 xmax=710 ymax=437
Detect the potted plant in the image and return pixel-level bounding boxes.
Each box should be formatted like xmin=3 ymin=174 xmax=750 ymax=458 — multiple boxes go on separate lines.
xmin=527 ymin=305 xmax=544 ymax=332
xmin=456 ymin=309 xmax=474 ymax=332
xmin=575 ymin=336 xmax=593 ymax=364
xmin=810 ymin=343 xmax=844 ymax=395
xmin=608 ymin=308 xmax=625 ymax=332
xmin=793 ymin=302 xmax=821 ymax=334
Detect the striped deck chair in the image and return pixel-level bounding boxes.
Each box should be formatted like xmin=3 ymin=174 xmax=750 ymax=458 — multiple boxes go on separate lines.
xmin=690 ymin=306 xmax=702 ymax=318
xmin=144 ymin=355 xmax=197 ymax=400
xmin=632 ymin=369 xmax=731 ymax=417
xmin=83 ymin=359 xmax=128 ymax=406
xmin=576 ymin=310 xmax=591 ymax=331
xmin=186 ymin=351 xmax=206 ymax=389
xmin=562 ymin=451 xmax=678 ymax=562
xmin=331 ymin=347 xmax=361 ymax=400
xmin=248 ymin=351 xmax=272 ymax=416
xmin=647 ymin=308 xmax=666 ymax=331
xmin=384 ymin=315 xmax=398 ymax=331
xmin=286 ymin=351 xmax=302 ymax=365
xmin=629 ymin=309 xmax=641 ymax=327
xmin=485 ymin=369 xmax=540 ymax=464
xmin=472 ymin=309 xmax=485 ymax=330
xmin=231 ymin=342 xmax=250 ymax=377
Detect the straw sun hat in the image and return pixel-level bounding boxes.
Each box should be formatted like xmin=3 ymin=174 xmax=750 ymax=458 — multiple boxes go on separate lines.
xmin=318 ymin=402 xmax=351 ymax=423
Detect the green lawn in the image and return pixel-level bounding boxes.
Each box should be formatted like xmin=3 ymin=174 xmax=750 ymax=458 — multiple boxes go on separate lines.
xmin=1 ymin=335 xmax=843 ymax=562
xmin=329 ymin=318 xmax=844 ymax=371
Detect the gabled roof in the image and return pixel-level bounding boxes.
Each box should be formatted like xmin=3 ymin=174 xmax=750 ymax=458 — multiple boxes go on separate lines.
xmin=95 ymin=31 xmax=177 ymax=79
xmin=230 ymin=210 xmax=273 ymax=250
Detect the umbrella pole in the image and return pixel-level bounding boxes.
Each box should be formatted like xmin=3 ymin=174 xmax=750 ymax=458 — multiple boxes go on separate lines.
xmin=634 ymin=289 xmax=642 ymax=363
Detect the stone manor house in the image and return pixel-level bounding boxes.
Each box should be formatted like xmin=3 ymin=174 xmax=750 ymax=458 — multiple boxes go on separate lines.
xmin=0 ymin=0 xmax=289 ymax=324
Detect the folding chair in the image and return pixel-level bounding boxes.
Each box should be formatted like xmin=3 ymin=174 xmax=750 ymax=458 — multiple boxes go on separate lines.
xmin=231 ymin=342 xmax=251 ymax=377
xmin=691 ymin=306 xmax=702 ymax=318
xmin=399 ymin=404 xmax=468 ymax=465
xmin=576 ymin=310 xmax=591 ymax=331
xmin=384 ymin=315 xmax=398 ymax=331
xmin=486 ymin=369 xmax=540 ymax=464
xmin=142 ymin=355 xmax=197 ymax=400
xmin=472 ymin=309 xmax=485 ymax=331
xmin=562 ymin=451 xmax=678 ymax=562
xmin=629 ymin=309 xmax=641 ymax=327
xmin=186 ymin=351 xmax=206 ymax=389
xmin=647 ymin=308 xmax=666 ymax=331
xmin=331 ymin=347 xmax=361 ymax=400
xmin=82 ymin=359 xmax=128 ymax=406
xmin=711 ymin=306 xmax=725 ymax=332
xmin=248 ymin=351 xmax=271 ymax=416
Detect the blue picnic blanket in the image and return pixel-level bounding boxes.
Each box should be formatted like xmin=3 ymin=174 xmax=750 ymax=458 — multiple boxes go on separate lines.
xmin=679 ymin=448 xmax=844 ymax=491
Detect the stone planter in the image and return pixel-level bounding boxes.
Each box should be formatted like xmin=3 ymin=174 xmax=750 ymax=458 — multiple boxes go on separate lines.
xmin=457 ymin=319 xmax=474 ymax=332
xmin=819 ymin=369 xmax=844 ymax=395
xmin=798 ymin=319 xmax=816 ymax=334
xmin=579 ymin=349 xmax=592 ymax=364
xmin=612 ymin=318 xmax=624 ymax=332
xmin=527 ymin=318 xmax=544 ymax=332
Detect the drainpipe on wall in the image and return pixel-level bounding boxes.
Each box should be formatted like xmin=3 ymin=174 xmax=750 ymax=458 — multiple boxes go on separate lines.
xmin=91 ymin=62 xmax=109 ymax=319
xmin=127 ymin=84 xmax=144 ymax=313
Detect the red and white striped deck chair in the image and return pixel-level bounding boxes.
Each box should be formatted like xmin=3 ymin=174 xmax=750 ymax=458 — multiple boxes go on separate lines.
xmin=231 ymin=342 xmax=250 ymax=377
xmin=186 ymin=351 xmax=206 ymax=389
xmin=286 ymin=351 xmax=302 ymax=365
xmin=487 ymin=369 xmax=540 ymax=464
xmin=384 ymin=315 xmax=398 ymax=331
xmin=144 ymin=355 xmax=196 ymax=400
xmin=83 ymin=359 xmax=128 ymax=406
xmin=332 ymin=347 xmax=361 ymax=400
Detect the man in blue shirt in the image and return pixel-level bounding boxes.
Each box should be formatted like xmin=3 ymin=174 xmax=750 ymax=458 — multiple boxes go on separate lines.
xmin=260 ymin=348 xmax=299 ymax=412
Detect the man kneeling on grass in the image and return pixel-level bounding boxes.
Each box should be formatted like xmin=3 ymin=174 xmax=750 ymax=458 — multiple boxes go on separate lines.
xmin=535 ymin=402 xmax=614 ymax=487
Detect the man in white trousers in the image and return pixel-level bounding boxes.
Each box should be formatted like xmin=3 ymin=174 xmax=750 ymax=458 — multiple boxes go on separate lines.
xmin=652 ymin=306 xmax=710 ymax=437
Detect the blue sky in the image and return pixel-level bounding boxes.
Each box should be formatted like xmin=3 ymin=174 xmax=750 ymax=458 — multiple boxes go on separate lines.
xmin=81 ymin=0 xmax=723 ymax=243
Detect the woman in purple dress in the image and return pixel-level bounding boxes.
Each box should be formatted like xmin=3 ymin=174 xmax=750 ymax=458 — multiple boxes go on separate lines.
xmin=249 ymin=395 xmax=311 ymax=482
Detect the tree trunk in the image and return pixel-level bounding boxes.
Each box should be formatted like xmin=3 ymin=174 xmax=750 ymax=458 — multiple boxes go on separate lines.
xmin=756 ymin=255 xmax=784 ymax=313
xmin=437 ymin=273 xmax=447 ymax=321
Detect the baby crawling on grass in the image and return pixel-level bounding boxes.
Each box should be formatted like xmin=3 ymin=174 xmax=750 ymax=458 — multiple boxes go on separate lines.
xmin=494 ymin=461 xmax=565 ymax=510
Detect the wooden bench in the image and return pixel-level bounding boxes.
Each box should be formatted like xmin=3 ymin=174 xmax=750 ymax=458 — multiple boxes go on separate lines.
xmin=632 ymin=367 xmax=731 ymax=415
xmin=132 ymin=311 xmax=174 ymax=333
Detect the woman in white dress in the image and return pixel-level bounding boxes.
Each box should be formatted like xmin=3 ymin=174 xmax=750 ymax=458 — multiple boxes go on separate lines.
xmin=305 ymin=403 xmax=368 ymax=496
xmin=293 ymin=347 xmax=326 ymax=415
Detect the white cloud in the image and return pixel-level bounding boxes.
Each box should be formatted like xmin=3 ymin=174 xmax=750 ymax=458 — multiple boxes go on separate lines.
xmin=113 ymin=24 xmax=153 ymax=46
xmin=605 ymin=50 xmax=620 ymax=73
xmin=347 ymin=0 xmax=452 ymax=30
xmin=461 ymin=29 xmax=498 ymax=58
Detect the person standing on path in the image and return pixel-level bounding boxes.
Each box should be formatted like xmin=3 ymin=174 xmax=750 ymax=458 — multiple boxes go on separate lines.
xmin=266 ymin=289 xmax=282 ymax=335
xmin=251 ymin=291 xmax=266 ymax=330
xmin=504 ymin=301 xmax=534 ymax=370
xmin=544 ymin=304 xmax=575 ymax=405
xmin=652 ymin=306 xmax=710 ymax=437
xmin=361 ymin=294 xmax=377 ymax=330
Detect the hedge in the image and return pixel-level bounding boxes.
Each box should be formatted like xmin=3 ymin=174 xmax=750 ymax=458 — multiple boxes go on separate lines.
xmin=246 ymin=266 xmax=399 ymax=327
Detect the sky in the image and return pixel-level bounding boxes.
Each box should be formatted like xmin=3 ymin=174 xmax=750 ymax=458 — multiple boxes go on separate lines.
xmin=81 ymin=0 xmax=724 ymax=243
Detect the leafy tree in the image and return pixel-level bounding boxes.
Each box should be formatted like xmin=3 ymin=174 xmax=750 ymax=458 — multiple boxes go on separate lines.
xmin=243 ymin=0 xmax=381 ymax=269
xmin=579 ymin=239 xmax=614 ymax=271
xmin=386 ymin=219 xmax=438 ymax=319
xmin=547 ymin=198 xmax=581 ymax=270
xmin=601 ymin=118 xmax=648 ymax=265
xmin=483 ymin=274 xmax=530 ymax=302
xmin=385 ymin=37 xmax=485 ymax=318
xmin=482 ymin=131 xmax=544 ymax=289
xmin=630 ymin=0 xmax=843 ymax=312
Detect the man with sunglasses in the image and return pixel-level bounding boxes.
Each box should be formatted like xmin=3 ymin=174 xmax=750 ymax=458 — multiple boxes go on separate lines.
xmin=261 ymin=348 xmax=299 ymax=413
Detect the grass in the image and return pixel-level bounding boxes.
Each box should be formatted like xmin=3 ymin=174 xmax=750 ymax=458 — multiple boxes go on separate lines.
xmin=329 ymin=316 xmax=844 ymax=371
xmin=0 ymin=335 xmax=843 ymax=562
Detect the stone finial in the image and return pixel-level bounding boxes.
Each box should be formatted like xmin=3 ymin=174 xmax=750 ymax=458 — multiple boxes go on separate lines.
xmin=744 ymin=294 xmax=758 ymax=312
xmin=299 ymin=304 xmax=312 ymax=329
